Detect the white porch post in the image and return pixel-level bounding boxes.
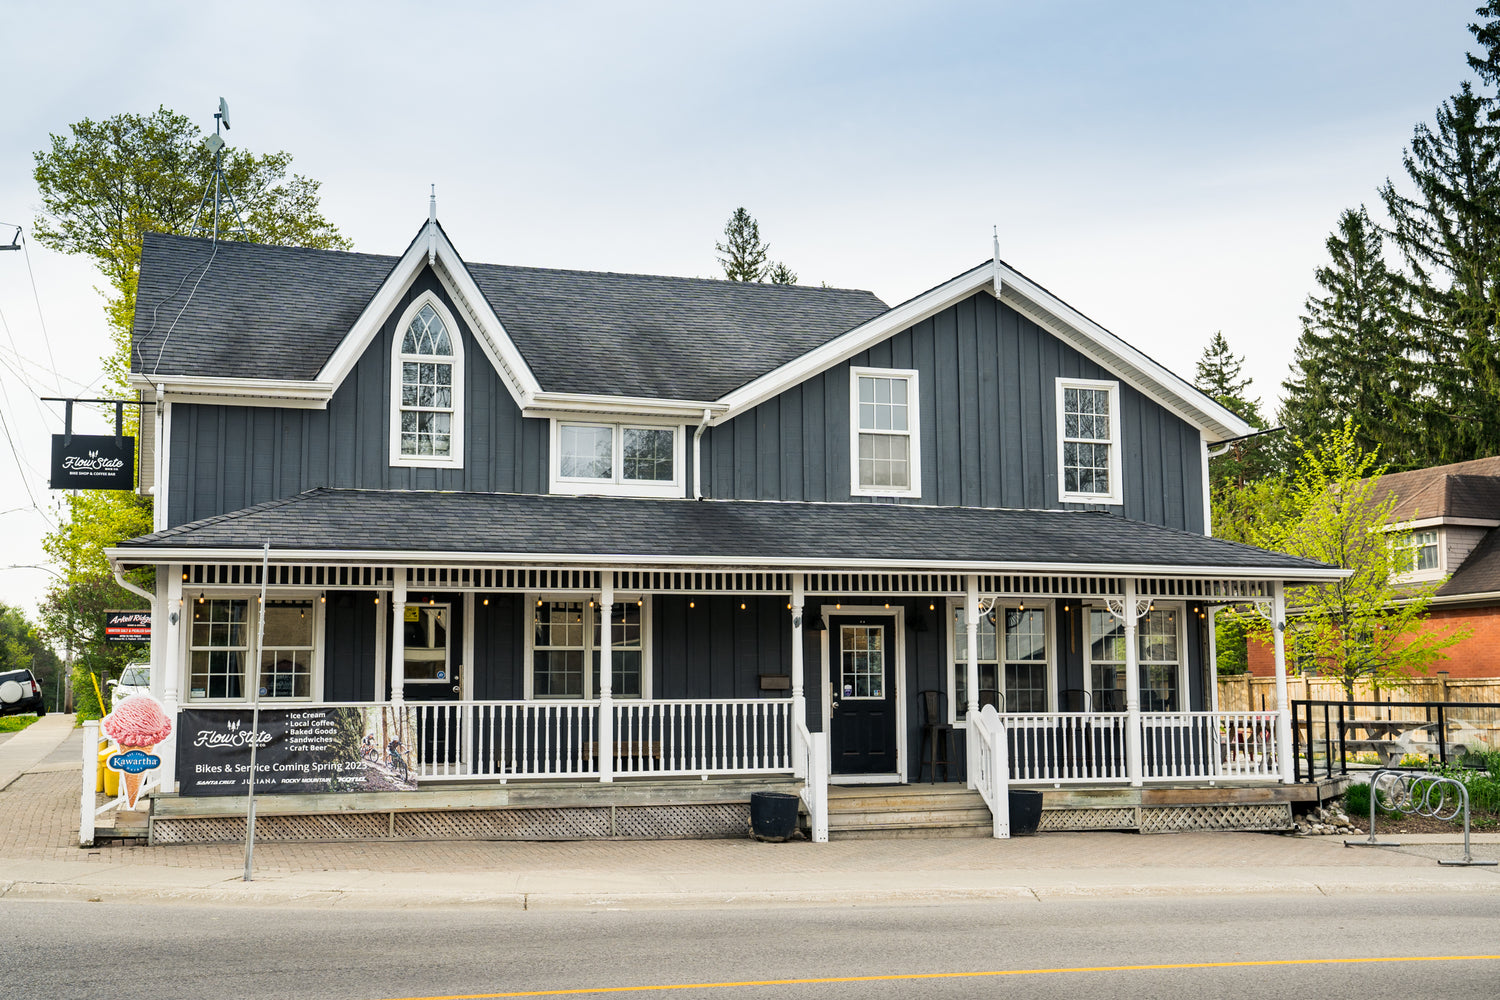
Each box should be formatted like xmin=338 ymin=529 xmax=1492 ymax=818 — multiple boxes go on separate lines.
xmin=791 ymin=575 xmax=806 ymax=726
xmin=1272 ymin=581 xmax=1294 ymax=784
xmin=390 ymin=569 xmax=407 ymax=705
xmin=1124 ymin=578 xmax=1143 ymax=787
xmin=964 ymin=574 xmax=981 ymax=790
xmin=159 ymin=565 xmax=183 ymax=790
xmin=1207 ymin=606 xmax=1221 ymax=714
xmin=598 ymin=573 xmax=614 ymax=783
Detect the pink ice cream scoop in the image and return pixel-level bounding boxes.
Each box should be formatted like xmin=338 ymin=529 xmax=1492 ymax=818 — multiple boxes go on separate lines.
xmin=103 ymin=693 xmax=173 ymax=746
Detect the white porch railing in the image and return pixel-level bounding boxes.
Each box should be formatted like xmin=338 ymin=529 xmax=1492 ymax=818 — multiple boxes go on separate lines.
xmin=412 ymin=698 xmax=797 ymax=780
xmin=967 ymin=705 xmax=1010 ymax=838
xmin=1001 ymin=711 xmax=1282 ymax=784
xmin=1005 ymin=712 xmax=1130 ymax=783
xmin=792 ymin=718 xmax=828 ymax=842
xmin=1142 ymin=711 xmax=1280 ymax=781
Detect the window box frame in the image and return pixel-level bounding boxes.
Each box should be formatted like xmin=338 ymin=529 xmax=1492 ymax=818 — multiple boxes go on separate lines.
xmin=389 ymin=293 xmax=466 ymax=470
xmin=183 ymin=591 xmax=326 ymax=704
xmin=1056 ymin=376 xmax=1123 ymax=505
xmin=945 ymin=597 xmax=1057 ymax=724
xmin=1083 ymin=601 xmax=1187 ymax=713
xmin=849 ymin=366 xmax=922 ymax=499
xmin=522 ymin=594 xmax=653 ymax=700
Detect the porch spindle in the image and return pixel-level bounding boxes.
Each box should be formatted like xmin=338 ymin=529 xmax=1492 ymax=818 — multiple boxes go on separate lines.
xmin=598 ymin=576 xmax=614 ymax=783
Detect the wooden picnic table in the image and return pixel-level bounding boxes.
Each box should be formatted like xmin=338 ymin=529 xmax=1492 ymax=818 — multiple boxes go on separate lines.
xmin=1341 ymin=718 xmax=1430 ymax=739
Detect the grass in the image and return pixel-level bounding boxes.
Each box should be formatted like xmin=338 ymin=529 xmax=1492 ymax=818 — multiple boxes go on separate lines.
xmin=0 ymin=714 xmax=41 ymax=733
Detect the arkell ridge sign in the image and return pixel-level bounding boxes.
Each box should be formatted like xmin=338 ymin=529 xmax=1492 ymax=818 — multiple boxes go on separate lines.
xmin=49 ymin=434 xmax=134 ymax=490
xmin=104 ymin=610 xmax=151 ymax=644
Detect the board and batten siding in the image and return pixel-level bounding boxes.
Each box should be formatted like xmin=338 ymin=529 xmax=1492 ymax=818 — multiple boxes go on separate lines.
xmin=166 ymin=269 xmax=549 ymax=527
xmin=700 ymin=291 xmax=1205 ymax=533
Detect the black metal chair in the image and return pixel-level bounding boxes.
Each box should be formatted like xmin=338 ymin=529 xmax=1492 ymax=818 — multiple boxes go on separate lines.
xmin=979 ymin=688 xmax=1003 ymax=712
xmin=917 ymin=689 xmax=954 ymax=783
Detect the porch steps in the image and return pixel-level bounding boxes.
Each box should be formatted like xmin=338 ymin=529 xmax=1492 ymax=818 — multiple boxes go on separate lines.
xmin=825 ymin=783 xmax=992 ymax=839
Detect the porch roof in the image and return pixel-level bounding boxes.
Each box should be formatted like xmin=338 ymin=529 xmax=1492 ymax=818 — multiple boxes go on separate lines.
xmin=111 ymin=488 xmax=1341 ymax=582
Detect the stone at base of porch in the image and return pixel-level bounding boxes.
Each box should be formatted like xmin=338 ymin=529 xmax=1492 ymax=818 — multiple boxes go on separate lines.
xmin=142 ymin=776 xmax=803 ymax=846
xmin=1034 ymin=777 xmax=1352 ymax=834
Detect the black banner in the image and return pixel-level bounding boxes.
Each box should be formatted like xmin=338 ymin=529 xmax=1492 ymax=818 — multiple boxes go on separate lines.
xmin=50 ymin=434 xmax=134 ymax=490
xmin=176 ymin=706 xmax=417 ymax=796
xmin=104 ymin=610 xmax=151 ymax=643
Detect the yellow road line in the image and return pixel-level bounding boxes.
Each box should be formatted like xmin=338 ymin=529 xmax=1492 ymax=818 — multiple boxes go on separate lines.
xmin=373 ymin=954 xmax=1500 ymax=1000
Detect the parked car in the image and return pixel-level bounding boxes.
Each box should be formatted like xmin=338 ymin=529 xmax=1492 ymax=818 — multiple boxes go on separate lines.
xmin=0 ymin=668 xmax=45 ymax=717
xmin=108 ymin=663 xmax=151 ymax=711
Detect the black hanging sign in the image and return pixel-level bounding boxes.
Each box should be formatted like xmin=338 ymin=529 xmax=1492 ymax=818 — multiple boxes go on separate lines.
xmin=104 ymin=610 xmax=152 ymax=643
xmin=50 ymin=434 xmax=134 ymax=490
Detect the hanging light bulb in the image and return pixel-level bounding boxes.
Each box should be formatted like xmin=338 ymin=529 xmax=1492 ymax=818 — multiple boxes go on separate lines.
xmin=688 ymin=601 xmax=695 ymax=609
xmin=740 ymin=602 xmax=747 ymax=610
xmin=198 ymin=592 xmax=205 ymax=604
xmin=320 ymin=595 xmax=326 ymax=604
xmin=483 ymin=597 xmax=490 ymax=606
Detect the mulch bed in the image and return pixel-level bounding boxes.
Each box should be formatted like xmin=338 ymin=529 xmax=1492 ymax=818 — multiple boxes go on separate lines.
xmin=1347 ymin=814 xmax=1499 ymax=835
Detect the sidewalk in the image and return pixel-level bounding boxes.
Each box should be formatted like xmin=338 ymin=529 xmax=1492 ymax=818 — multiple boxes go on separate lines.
xmin=2 ymin=718 xmax=1498 ymax=910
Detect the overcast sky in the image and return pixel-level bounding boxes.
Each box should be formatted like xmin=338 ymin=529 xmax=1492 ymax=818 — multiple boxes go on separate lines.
xmin=0 ymin=0 xmax=1486 ymax=615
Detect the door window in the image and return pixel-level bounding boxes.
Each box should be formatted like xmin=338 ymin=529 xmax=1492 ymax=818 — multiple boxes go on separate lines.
xmin=840 ymin=625 xmax=885 ymax=699
xmin=403 ymin=604 xmax=450 ymax=682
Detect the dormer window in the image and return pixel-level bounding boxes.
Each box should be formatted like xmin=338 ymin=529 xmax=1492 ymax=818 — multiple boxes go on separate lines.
xmin=1392 ymin=528 xmax=1441 ymax=579
xmin=390 ymin=296 xmax=464 ymax=468
xmin=550 ymin=420 xmax=683 ymax=497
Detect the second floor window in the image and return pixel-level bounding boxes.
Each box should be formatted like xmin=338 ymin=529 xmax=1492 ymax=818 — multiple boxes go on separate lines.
xmin=851 ymin=367 xmax=921 ymax=497
xmin=1393 ymin=529 xmax=1440 ymax=574
xmin=553 ymin=422 xmax=680 ymax=496
xmin=390 ymin=296 xmax=465 ymax=468
xmin=1057 ymin=378 xmax=1121 ymax=504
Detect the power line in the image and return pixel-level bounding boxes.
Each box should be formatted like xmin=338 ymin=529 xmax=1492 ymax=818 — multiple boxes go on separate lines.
xmin=18 ymin=233 xmax=62 ymax=395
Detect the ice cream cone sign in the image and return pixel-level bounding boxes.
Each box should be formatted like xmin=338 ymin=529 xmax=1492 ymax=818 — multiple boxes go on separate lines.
xmin=102 ymin=694 xmax=173 ymax=809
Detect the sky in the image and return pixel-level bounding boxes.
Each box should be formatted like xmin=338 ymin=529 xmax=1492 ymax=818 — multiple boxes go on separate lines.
xmin=0 ymin=0 xmax=1487 ymax=617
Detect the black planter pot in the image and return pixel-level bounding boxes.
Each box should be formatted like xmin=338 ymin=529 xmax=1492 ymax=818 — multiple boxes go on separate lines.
xmin=1008 ymin=788 xmax=1044 ymax=836
xmin=749 ymin=791 xmax=800 ymax=842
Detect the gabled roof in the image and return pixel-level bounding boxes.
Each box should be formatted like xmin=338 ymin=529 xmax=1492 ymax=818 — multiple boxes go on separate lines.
xmin=111 ymin=487 xmax=1341 ymax=581
xmin=130 ymin=230 xmax=888 ymax=400
xmin=1374 ymin=456 xmax=1500 ymax=523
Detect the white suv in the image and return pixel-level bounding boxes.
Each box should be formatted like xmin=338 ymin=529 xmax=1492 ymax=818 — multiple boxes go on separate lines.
xmin=108 ymin=663 xmax=151 ymax=711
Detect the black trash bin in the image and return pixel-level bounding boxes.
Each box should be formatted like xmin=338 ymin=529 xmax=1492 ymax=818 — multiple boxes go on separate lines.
xmin=1008 ymin=789 xmax=1043 ymax=836
xmin=749 ymin=791 xmax=800 ymax=842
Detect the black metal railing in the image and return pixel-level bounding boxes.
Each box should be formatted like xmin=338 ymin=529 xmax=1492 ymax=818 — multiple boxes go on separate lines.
xmin=1292 ymin=698 xmax=1500 ymax=782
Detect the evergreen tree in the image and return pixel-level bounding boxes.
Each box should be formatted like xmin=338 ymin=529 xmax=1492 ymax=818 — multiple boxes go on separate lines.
xmin=1279 ymin=207 xmax=1414 ymax=467
xmin=1379 ymin=84 xmax=1500 ymax=463
xmin=1468 ymin=2 xmax=1500 ymax=108
xmin=1194 ymin=332 xmax=1275 ymax=489
xmin=716 ymin=207 xmax=771 ymax=282
xmin=767 ymin=261 xmax=798 ymax=285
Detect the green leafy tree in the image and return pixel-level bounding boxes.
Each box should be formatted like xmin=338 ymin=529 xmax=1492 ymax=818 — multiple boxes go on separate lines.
xmin=716 ymin=207 xmax=771 ymax=282
xmin=1279 ymin=207 xmax=1415 ymax=466
xmin=31 ymin=107 xmax=349 ymax=714
xmin=1379 ymin=85 xmax=1500 ymax=464
xmin=1239 ymin=420 xmax=1467 ymax=699
xmin=32 ymin=105 xmax=351 ymax=391
xmin=1194 ymin=331 xmax=1275 ymax=490
xmin=0 ymin=603 xmax=62 ymax=712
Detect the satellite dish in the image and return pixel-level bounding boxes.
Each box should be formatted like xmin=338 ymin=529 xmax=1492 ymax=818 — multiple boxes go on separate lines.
xmin=218 ymin=97 xmax=231 ymax=130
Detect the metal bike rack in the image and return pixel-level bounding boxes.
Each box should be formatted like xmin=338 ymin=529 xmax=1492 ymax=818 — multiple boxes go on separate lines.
xmin=1344 ymin=768 xmax=1497 ymax=867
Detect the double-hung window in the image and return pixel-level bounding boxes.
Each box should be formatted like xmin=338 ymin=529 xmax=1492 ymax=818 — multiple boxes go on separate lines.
xmin=851 ymin=367 xmax=921 ymax=497
xmin=189 ymin=596 xmax=321 ymax=701
xmin=529 ymin=599 xmax=648 ymax=699
xmin=552 ymin=422 xmax=680 ymax=497
xmin=949 ymin=602 xmax=1050 ymax=719
xmin=1057 ymin=378 xmax=1121 ymax=504
xmin=390 ymin=296 xmax=464 ymax=468
xmin=1087 ymin=606 xmax=1183 ymax=712
xmin=1392 ymin=528 xmax=1440 ymax=576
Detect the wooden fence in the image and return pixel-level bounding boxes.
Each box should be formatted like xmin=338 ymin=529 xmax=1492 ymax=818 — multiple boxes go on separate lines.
xmin=1217 ymin=675 xmax=1500 ymax=713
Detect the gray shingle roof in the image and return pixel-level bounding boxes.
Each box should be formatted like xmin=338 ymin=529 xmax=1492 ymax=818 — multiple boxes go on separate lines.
xmin=130 ymin=231 xmax=888 ymax=399
xmin=116 ymin=488 xmax=1336 ymax=578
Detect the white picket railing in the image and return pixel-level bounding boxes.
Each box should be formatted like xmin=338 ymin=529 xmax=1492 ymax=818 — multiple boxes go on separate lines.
xmin=409 ymin=698 xmax=796 ymax=780
xmin=1005 ymin=712 xmax=1130 ymax=783
xmin=967 ymin=705 xmax=1010 ymax=838
xmin=1142 ymin=711 xmax=1280 ymax=781
xmin=792 ymin=719 xmax=828 ymax=842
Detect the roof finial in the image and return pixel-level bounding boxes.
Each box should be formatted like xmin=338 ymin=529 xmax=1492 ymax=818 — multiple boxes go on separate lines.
xmin=991 ymin=224 xmax=1003 ymax=300
xmin=428 ymin=184 xmax=437 ymax=265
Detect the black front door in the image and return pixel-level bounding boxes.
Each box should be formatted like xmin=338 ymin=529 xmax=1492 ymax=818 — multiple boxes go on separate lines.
xmin=397 ymin=598 xmax=463 ymax=768
xmin=828 ymin=615 xmax=897 ymax=775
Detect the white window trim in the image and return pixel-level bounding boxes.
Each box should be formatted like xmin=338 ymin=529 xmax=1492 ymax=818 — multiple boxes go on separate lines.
xmin=548 ymin=419 xmax=684 ymax=498
xmin=945 ymin=598 xmax=1056 ymax=725
xmin=184 ymin=591 xmax=326 ymax=704
xmin=389 ymin=293 xmax=466 ymax=469
xmin=1392 ymin=528 xmax=1444 ymax=584
xmin=849 ymin=366 xmax=922 ymax=499
xmin=1056 ymin=377 xmax=1123 ymax=505
xmin=1084 ymin=601 xmax=1187 ymax=713
xmin=521 ymin=594 xmax=653 ymax=700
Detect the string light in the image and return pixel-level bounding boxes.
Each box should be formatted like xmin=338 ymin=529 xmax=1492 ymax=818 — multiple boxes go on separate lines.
xmin=483 ymin=597 xmax=489 ymax=606
xmin=740 ymin=602 xmax=747 ymax=610
xmin=688 ymin=601 xmax=695 ymax=609
xmin=320 ymin=595 xmax=326 ymax=604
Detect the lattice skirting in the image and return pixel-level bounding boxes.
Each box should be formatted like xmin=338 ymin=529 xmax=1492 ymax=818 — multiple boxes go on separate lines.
xmin=1039 ymin=807 xmax=1139 ymax=831
xmin=1138 ymin=803 xmax=1292 ymax=833
xmin=151 ymin=803 xmax=751 ymax=845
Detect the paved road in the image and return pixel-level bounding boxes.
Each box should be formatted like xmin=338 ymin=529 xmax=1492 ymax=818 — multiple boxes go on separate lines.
xmin=8 ymin=893 xmax=1500 ymax=999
